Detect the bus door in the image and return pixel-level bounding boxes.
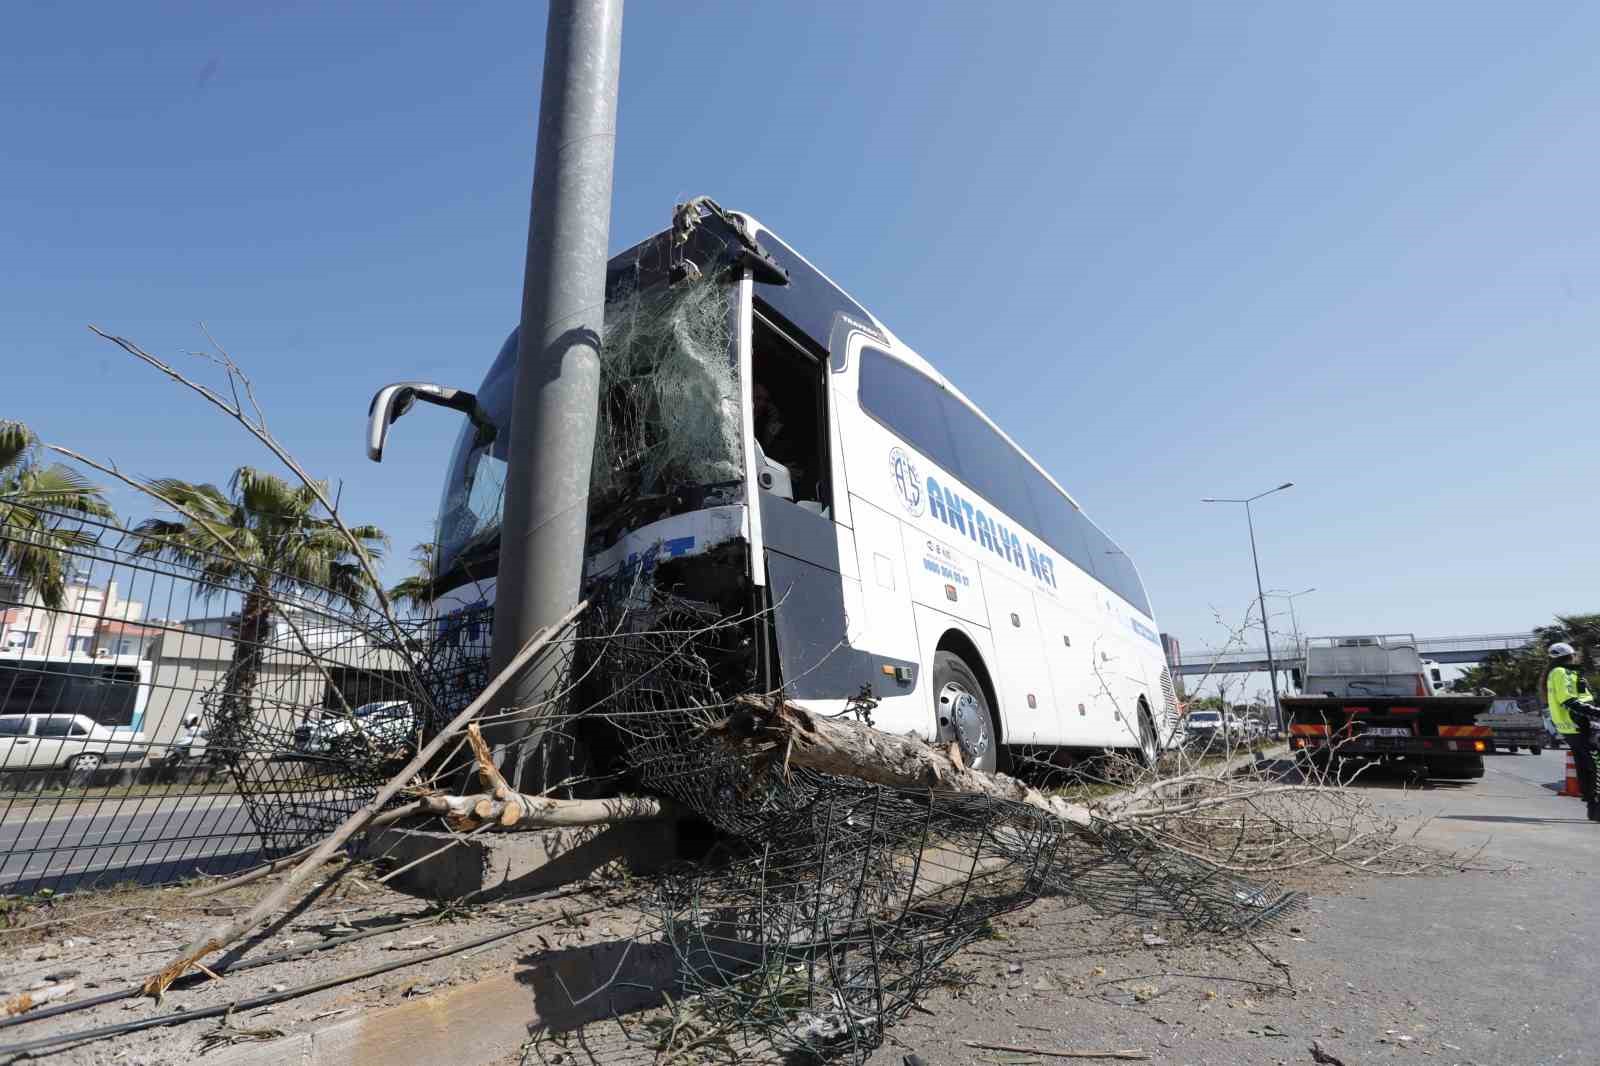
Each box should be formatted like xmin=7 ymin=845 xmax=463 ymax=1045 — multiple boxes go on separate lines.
xmin=744 ymin=288 xmax=863 ymax=698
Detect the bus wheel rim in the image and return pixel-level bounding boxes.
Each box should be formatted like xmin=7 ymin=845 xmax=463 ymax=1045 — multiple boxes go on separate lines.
xmin=939 ymin=682 xmax=989 ymax=765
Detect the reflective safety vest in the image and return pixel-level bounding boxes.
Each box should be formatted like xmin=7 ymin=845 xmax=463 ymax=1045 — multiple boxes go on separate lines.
xmin=1548 ymin=666 xmax=1594 ymax=734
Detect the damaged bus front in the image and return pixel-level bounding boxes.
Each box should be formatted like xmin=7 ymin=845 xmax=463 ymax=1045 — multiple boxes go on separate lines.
xmin=369 ymin=199 xmax=877 ymax=705
xmin=369 ymin=198 xmax=1175 ymax=771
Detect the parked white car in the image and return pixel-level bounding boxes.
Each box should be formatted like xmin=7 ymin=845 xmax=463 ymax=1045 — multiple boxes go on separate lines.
xmin=0 ymin=713 xmax=145 ymax=772
xmin=292 ymin=701 xmax=416 ymax=760
xmin=1184 ymin=710 xmax=1224 ymax=745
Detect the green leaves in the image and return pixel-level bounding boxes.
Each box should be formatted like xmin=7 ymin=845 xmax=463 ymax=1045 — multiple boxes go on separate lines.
xmin=1450 ymin=613 xmax=1600 ymax=697
xmin=131 ymin=467 xmax=389 ymax=612
xmin=386 ymin=542 xmax=437 ymax=611
xmin=0 ymin=421 xmax=117 ymax=608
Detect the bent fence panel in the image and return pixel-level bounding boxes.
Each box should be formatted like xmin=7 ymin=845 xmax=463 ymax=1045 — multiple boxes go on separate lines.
xmin=0 ymin=505 xmax=429 ymax=895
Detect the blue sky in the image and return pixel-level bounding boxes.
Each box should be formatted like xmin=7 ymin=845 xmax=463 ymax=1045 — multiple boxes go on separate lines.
xmin=5 ymin=1 xmax=1597 ymax=671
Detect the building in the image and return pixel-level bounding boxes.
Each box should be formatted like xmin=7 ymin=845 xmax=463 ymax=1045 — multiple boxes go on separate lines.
xmin=0 ymin=578 xmax=149 ymax=659
xmin=139 ymin=628 xmax=413 ymax=746
xmin=181 ymin=605 xmax=372 ymax=651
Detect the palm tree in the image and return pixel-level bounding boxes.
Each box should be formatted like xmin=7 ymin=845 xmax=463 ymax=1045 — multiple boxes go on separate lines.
xmin=132 ymin=467 xmax=387 ymax=755
xmin=1451 ymin=613 xmax=1600 ymax=698
xmin=387 ymin=542 xmax=437 ymax=613
xmin=0 ymin=421 xmax=116 ymax=609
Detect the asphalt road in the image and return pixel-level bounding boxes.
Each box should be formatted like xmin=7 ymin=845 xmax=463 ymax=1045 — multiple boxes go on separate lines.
xmin=0 ymin=793 xmax=262 ymax=892
xmin=870 ymin=748 xmax=1600 ymax=1066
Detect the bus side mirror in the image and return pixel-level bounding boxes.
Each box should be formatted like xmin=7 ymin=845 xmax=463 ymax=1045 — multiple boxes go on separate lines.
xmin=367 ymin=382 xmax=487 ymax=462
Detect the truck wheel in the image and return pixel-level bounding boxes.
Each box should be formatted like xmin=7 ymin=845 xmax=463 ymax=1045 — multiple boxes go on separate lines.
xmin=1531 ymin=746 xmax=1543 ymax=755
xmin=934 ymin=651 xmax=1001 ymax=774
xmin=1300 ymin=749 xmax=1333 ymax=780
xmin=67 ymin=753 xmax=102 ymax=773
xmin=1505 ymin=745 xmax=1517 ymax=754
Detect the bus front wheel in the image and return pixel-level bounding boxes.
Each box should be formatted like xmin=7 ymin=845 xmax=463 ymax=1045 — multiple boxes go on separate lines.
xmin=934 ymin=651 xmax=1000 ymax=774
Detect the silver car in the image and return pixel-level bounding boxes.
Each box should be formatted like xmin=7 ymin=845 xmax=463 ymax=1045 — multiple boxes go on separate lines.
xmin=0 ymin=713 xmax=144 ymax=773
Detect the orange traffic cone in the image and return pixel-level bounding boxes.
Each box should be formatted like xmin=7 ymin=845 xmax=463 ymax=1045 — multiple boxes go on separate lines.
xmin=1563 ymin=751 xmax=1582 ymax=797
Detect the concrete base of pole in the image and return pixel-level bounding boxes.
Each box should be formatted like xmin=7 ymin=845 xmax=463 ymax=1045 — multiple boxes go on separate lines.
xmin=371 ymin=820 xmax=677 ymax=900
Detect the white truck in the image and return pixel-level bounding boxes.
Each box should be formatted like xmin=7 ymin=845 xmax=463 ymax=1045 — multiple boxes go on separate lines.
xmin=1286 ymin=634 xmax=1491 ymax=781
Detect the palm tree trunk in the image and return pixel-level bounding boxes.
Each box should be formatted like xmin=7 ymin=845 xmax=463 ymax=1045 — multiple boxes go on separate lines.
xmin=214 ymin=584 xmax=273 ymax=761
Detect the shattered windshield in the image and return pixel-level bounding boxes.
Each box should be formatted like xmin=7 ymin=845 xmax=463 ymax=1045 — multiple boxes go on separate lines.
xmin=435 ymin=276 xmax=740 ymax=588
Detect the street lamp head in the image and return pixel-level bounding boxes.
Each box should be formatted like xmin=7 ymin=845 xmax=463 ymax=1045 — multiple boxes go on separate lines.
xmin=1277 ymin=482 xmax=1294 ymax=491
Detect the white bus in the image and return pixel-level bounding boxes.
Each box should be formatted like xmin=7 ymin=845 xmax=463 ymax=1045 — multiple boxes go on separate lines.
xmin=368 ymin=201 xmax=1176 ymax=771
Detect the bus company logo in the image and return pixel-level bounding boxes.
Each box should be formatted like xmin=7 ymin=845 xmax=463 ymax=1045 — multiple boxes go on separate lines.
xmin=889 ymin=448 xmax=924 ymax=516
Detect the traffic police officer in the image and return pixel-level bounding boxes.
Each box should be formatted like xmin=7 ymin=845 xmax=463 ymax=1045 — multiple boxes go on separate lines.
xmin=1547 ymin=642 xmax=1600 ymax=821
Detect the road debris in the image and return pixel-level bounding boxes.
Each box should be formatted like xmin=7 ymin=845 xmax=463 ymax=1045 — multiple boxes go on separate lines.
xmin=194 ymin=1006 xmax=288 ymax=1053
xmin=962 ymin=1041 xmax=1150 ymax=1060
xmin=1309 ymin=1040 xmax=1347 ymax=1065
xmin=4 ymin=984 xmax=75 ymax=1017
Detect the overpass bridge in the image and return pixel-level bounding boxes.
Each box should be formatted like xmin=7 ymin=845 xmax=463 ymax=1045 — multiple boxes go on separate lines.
xmin=1170 ymin=632 xmax=1534 ymax=677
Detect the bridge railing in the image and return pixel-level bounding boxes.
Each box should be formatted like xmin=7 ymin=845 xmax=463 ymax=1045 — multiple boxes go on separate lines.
xmin=1170 ymin=633 xmax=1535 ymax=676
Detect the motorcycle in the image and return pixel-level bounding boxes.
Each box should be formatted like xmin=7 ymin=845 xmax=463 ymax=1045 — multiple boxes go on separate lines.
xmin=161 ymin=715 xmax=209 ymax=766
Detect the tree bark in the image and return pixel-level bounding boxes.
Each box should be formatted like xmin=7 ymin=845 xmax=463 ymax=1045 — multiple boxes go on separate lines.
xmin=706 ymin=696 xmax=1096 ymax=831
xmin=214 ymin=583 xmax=272 ymax=760
xmin=419 ymin=791 xmax=676 ymax=829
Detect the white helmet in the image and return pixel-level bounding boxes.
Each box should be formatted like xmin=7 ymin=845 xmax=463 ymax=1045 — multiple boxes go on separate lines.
xmin=1549 ymin=642 xmax=1577 ymax=659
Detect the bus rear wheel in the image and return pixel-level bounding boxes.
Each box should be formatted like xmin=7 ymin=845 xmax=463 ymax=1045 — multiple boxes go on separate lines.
xmin=1136 ymin=702 xmax=1159 ymax=768
xmin=934 ymin=651 xmax=1000 ymax=774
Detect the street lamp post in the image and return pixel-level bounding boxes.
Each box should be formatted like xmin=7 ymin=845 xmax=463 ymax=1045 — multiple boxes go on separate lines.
xmin=488 ymin=0 xmax=625 ymax=793
xmin=1265 ymin=586 xmax=1315 ymax=692
xmin=1203 ymin=483 xmax=1294 ymax=732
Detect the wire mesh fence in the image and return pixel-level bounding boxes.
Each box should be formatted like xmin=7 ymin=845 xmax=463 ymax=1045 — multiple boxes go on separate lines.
xmin=0 ymin=502 xmax=429 ymax=894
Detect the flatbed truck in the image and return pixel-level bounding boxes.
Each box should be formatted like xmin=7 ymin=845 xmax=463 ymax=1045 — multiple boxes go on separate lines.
xmin=1286 ymin=634 xmax=1490 ymax=782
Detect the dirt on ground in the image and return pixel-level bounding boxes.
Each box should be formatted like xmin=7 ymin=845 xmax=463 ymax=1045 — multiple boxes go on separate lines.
xmin=0 ymin=860 xmax=648 ymax=1066
xmin=4 ymin=752 xmax=1559 ymax=1066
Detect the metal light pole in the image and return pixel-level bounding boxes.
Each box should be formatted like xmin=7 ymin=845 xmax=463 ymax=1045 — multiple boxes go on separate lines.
xmin=488 ymin=0 xmax=624 ymax=793
xmin=1265 ymin=586 xmax=1315 ymax=691
xmin=1203 ymin=483 xmax=1294 ymax=732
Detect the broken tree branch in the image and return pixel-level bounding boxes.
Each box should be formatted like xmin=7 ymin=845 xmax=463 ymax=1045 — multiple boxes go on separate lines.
xmin=962 ymin=1041 xmax=1148 ymax=1061
xmin=706 ymin=696 xmax=1096 ymax=831
xmin=86 ymin=326 xmax=406 ymax=644
xmin=418 ymin=791 xmax=677 ymax=830
xmin=141 ymin=599 xmax=588 ymax=999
